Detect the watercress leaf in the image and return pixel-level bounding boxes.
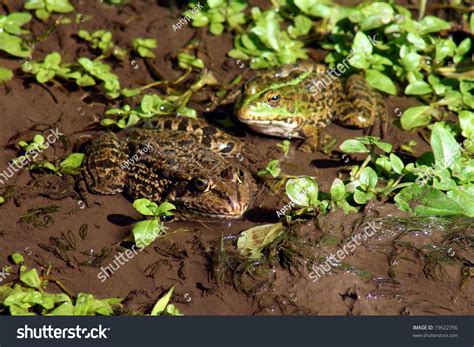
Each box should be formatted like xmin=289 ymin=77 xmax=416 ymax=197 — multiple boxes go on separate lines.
xmin=353 ymin=188 xmax=374 ymax=204
xmin=150 ymin=287 xmax=174 ymax=316
xmin=418 ymin=16 xmax=450 ymax=34
xmin=0 ymin=66 xmax=13 ymax=83
xmin=446 ymin=185 xmax=474 ymax=217
xmin=45 ymin=0 xmax=75 ymax=13
xmin=294 ymin=0 xmax=332 ymax=18
xmin=11 ymin=252 xmax=24 ymax=264
xmin=456 ymin=38 xmax=471 ymax=57
xmin=286 ymin=177 xmax=319 ymax=207
xmin=404 ymin=81 xmax=432 ymax=95
xmin=133 ymin=198 xmax=159 ymax=216
xmin=36 ymin=69 xmax=55 ymax=83
xmin=430 ymin=122 xmax=461 ymax=170
xmin=44 ymin=52 xmax=61 ymax=66
xmin=330 ymin=178 xmax=345 ymax=201
xmin=48 ymin=302 xmax=74 ymax=315
xmin=132 ymin=219 xmax=162 ymax=248
xmin=237 ymin=223 xmax=285 ymax=259
xmin=19 ymin=268 xmax=42 ymax=289
xmin=352 ymin=31 xmax=373 ymax=56
xmin=1 ymin=12 xmax=32 ymax=35
xmin=459 ymin=111 xmax=474 ymax=138
xmin=373 ymin=139 xmax=392 ymax=153
xmin=60 ymin=153 xmax=84 ymax=173
xmin=24 ymin=0 xmax=45 ymax=10
xmin=400 ymin=105 xmax=432 ymax=130
xmin=389 ymin=153 xmax=404 ymax=174
xmin=365 ymin=69 xmax=396 ymax=95
xmin=156 ymin=202 xmax=176 ymax=217
xmin=359 ymin=167 xmax=378 ymax=189
xmin=340 ymin=139 xmax=369 ymax=153
xmin=435 ymin=38 xmax=456 ymax=62
xmin=0 ymin=33 xmax=31 ymax=58
xmin=414 ymin=187 xmax=464 ymax=216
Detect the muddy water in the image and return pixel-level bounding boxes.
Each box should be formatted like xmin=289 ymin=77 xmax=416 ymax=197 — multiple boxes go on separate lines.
xmin=0 ymin=0 xmax=472 ymax=315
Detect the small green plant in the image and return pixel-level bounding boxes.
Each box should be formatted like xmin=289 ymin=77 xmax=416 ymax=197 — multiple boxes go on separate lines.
xmin=131 ymin=199 xmax=175 ymax=248
xmin=229 ymin=8 xmax=307 ymax=69
xmin=258 ymin=159 xmax=281 ymax=178
xmin=0 ymin=261 xmax=122 ymax=315
xmin=0 ymin=12 xmax=32 ymax=58
xmin=14 ymin=134 xmax=57 ymax=173
xmin=133 ymin=37 xmax=157 ymax=59
xmin=24 ymin=0 xmax=74 ymax=21
xmin=78 ymin=30 xmax=127 ymax=60
xmin=21 ymin=52 xmax=81 ymax=83
xmin=177 ymin=52 xmax=204 ymax=70
xmin=150 ymin=287 xmax=182 ymax=316
xmin=77 ymin=57 xmax=122 ymax=98
xmin=0 ymin=67 xmax=13 ymax=83
xmin=59 ymin=153 xmax=84 ymax=175
xmin=276 ymin=140 xmax=291 ymax=155
xmin=185 ymin=0 xmax=247 ymax=35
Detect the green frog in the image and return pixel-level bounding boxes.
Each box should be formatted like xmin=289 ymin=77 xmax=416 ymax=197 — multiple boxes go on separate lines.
xmin=235 ymin=63 xmax=387 ymax=151
xmin=82 ymin=116 xmax=255 ymax=221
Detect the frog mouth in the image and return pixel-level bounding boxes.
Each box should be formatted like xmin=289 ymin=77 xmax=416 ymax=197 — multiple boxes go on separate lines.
xmin=241 ymin=119 xmax=302 ymax=138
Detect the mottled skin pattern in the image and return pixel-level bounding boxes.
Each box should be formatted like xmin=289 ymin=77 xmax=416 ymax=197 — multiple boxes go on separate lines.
xmin=83 ymin=117 xmax=255 ymax=221
xmin=235 ymin=63 xmax=387 ymax=151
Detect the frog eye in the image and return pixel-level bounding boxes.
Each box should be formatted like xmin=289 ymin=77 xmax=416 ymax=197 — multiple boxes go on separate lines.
xmin=236 ymin=169 xmax=245 ymax=183
xmin=192 ymin=177 xmax=210 ymax=192
xmin=266 ymin=91 xmax=281 ymax=105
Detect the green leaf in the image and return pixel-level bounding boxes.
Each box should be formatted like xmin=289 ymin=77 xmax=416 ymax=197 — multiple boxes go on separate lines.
xmin=352 ymin=31 xmax=373 ymax=56
xmin=430 ymin=122 xmax=461 ymax=170
xmin=132 ymin=220 xmax=163 ymax=248
xmin=150 ymin=287 xmax=174 ymax=316
xmin=389 ymin=153 xmax=404 ymax=174
xmin=237 ymin=223 xmax=285 ymax=259
xmin=340 ymin=139 xmax=369 ymax=153
xmin=133 ymin=198 xmax=159 ymax=216
xmin=459 ymin=111 xmax=474 ymax=138
xmin=258 ymin=160 xmax=281 ymax=177
xmin=400 ymin=105 xmax=432 ymax=130
xmin=329 ymin=178 xmax=345 ymax=201
xmin=418 ymin=16 xmax=450 ymax=34
xmin=11 ymin=252 xmax=24 ymax=264
xmin=359 ymin=167 xmax=378 ymax=189
xmin=365 ymin=70 xmax=396 ymax=95
xmin=59 ymin=153 xmax=84 ymax=174
xmin=19 ymin=268 xmax=42 ymax=289
xmin=404 ymin=81 xmax=432 ymax=95
xmin=0 ymin=66 xmax=13 ymax=83
xmin=414 ymin=187 xmax=463 ymax=216
xmin=0 ymin=32 xmax=31 ymax=58
xmin=286 ymin=177 xmax=319 ymax=207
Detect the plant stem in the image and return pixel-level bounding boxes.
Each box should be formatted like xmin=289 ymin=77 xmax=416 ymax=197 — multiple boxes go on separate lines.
xmin=354 ymin=154 xmax=372 ymax=179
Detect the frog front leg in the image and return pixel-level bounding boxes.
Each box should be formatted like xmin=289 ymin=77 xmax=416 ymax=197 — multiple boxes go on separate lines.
xmin=298 ymin=123 xmax=324 ymax=153
xmin=335 ymin=75 xmax=387 ymax=136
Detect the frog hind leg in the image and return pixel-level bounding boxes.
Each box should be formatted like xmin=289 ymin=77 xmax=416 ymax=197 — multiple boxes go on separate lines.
xmin=335 ymin=75 xmax=387 ymax=137
xmin=82 ymin=133 xmax=129 ymax=195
